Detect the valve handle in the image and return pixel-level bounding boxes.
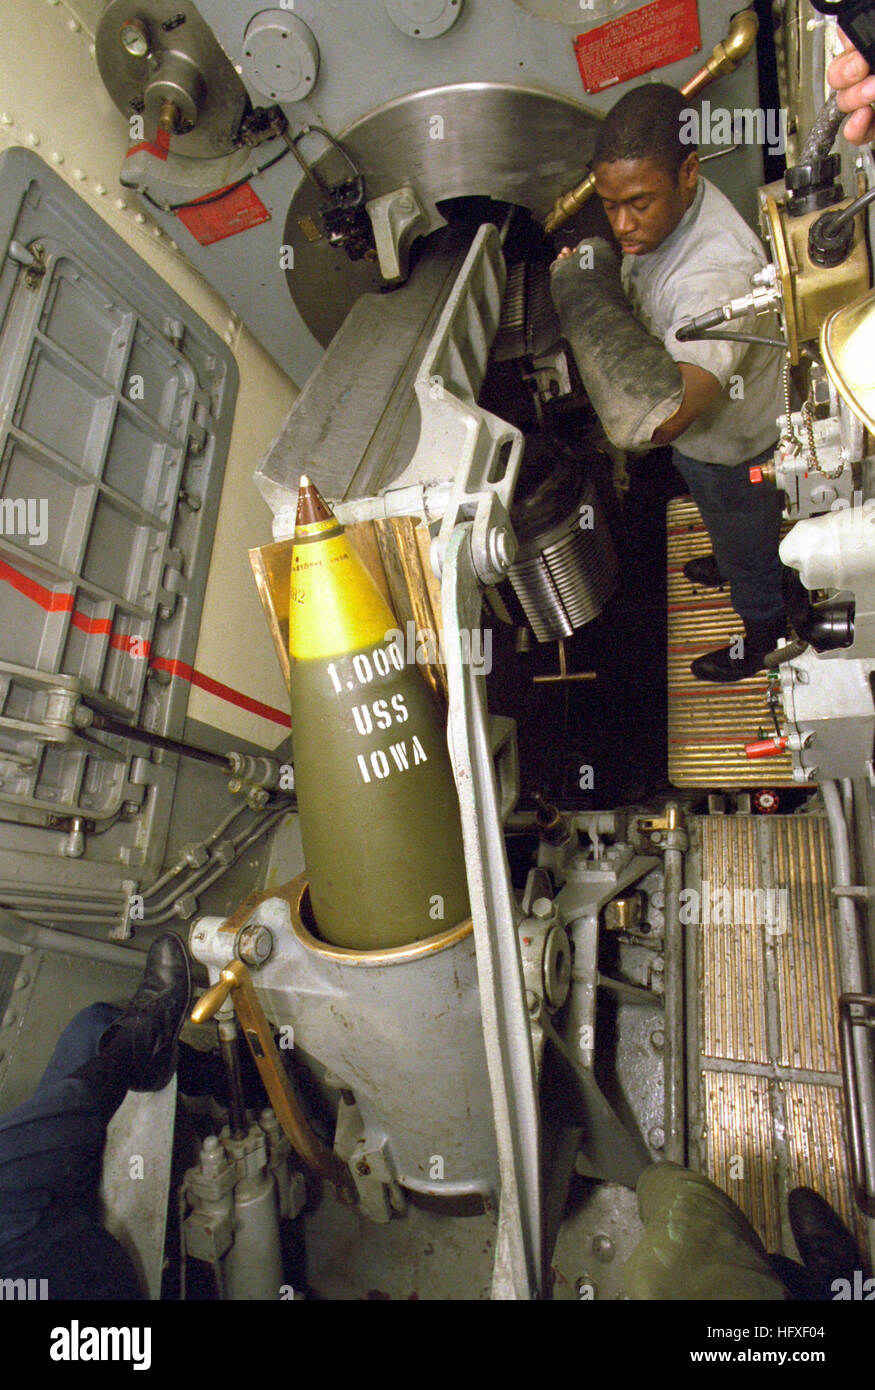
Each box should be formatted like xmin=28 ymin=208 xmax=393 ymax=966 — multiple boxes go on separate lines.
xmin=190 ymin=972 xmax=235 ymax=1024
xmin=745 ymin=735 xmax=788 ymax=759
xmin=191 ymin=959 xmax=357 ymax=1204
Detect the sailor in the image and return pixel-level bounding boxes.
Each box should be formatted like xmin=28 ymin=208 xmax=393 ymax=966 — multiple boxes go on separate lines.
xmin=550 ymin=83 xmax=785 ymax=682
xmin=0 ymin=934 xmax=191 ymax=1299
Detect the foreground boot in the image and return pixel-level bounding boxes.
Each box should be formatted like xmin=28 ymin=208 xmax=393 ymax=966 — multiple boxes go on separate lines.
xmin=691 ymin=615 xmax=786 ymax=683
xmin=625 ymin=1163 xmax=789 ymax=1300
xmin=787 ymin=1187 xmax=862 ymax=1298
xmin=683 ymin=554 xmax=724 ymax=588
xmin=99 ymin=933 xmax=192 ymax=1091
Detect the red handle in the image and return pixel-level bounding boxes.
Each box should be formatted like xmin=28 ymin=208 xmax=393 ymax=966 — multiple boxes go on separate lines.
xmin=745 ymin=736 xmax=788 ymax=759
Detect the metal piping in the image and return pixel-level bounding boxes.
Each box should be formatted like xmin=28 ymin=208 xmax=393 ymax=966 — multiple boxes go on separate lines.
xmin=662 ymin=804 xmax=688 ymax=1165
xmin=820 ymin=780 xmax=875 ymax=1257
xmin=0 ymin=904 xmax=144 ymax=968
xmin=0 ymin=808 xmax=287 ymax=928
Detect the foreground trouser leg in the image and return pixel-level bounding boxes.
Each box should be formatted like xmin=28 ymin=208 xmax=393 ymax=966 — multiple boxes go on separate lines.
xmin=624 ymin=1163 xmax=790 ymax=1300
xmin=0 ymin=1004 xmax=141 ymax=1299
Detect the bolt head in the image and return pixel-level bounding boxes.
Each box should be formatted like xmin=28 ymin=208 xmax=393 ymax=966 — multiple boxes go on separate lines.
xmin=592 ymin=1234 xmax=615 ymax=1263
xmin=489 ymin=527 xmax=517 ymax=572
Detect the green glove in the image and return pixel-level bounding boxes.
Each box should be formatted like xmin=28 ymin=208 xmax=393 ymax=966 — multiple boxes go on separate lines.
xmin=550 ymin=239 xmax=684 ymax=452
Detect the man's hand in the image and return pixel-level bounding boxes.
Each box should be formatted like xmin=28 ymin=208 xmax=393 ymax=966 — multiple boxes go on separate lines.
xmin=551 ymin=245 xmax=575 ymax=270
xmin=827 ymin=28 xmax=875 ymax=145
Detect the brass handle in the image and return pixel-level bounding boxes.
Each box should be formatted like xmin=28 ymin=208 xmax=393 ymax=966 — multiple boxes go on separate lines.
xmin=191 ymin=973 xmax=235 ymax=1024
xmin=191 ymin=959 xmax=357 ymax=1204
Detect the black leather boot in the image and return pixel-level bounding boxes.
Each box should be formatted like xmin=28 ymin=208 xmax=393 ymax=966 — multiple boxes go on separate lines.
xmin=787 ymin=1187 xmax=862 ymax=1298
xmin=99 ymin=933 xmax=192 ymax=1092
xmin=683 ymin=554 xmax=724 ymax=588
xmin=691 ymin=614 xmax=786 ymax=684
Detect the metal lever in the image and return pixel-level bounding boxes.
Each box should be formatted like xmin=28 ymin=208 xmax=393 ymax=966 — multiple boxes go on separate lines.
xmin=192 ymin=959 xmax=357 ymax=1204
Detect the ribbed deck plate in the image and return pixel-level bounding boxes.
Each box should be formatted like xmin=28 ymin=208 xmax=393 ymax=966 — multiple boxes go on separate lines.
xmin=695 ymin=814 xmax=868 ymax=1255
xmin=667 ymin=497 xmax=795 ymax=789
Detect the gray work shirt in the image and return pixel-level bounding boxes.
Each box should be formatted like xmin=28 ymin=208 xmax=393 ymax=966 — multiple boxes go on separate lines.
xmin=621 ymin=177 xmax=782 ymax=464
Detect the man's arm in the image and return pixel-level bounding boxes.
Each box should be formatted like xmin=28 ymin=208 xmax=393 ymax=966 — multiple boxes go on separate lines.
xmin=650 ymin=362 xmax=722 ymax=446
xmin=549 ymin=239 xmax=686 ymax=452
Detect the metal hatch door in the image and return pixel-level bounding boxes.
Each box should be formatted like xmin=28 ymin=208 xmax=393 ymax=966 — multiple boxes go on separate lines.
xmin=0 ymin=148 xmax=238 ymax=911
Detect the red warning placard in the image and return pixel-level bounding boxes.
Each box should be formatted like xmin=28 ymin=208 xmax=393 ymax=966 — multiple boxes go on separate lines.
xmin=176 ymin=182 xmax=271 ymax=246
xmin=574 ymin=0 xmax=702 ymax=95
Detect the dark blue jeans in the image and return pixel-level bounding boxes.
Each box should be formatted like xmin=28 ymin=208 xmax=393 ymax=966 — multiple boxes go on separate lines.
xmin=672 ymin=442 xmax=784 ymax=627
xmin=0 ymin=1002 xmax=142 ymax=1299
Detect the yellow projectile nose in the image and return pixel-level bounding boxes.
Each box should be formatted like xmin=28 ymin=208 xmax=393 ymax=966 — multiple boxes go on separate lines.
xmin=289 ymin=475 xmax=397 ymax=662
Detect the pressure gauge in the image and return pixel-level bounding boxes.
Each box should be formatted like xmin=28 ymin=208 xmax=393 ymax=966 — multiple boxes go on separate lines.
xmin=119 ymin=18 xmax=151 ymax=59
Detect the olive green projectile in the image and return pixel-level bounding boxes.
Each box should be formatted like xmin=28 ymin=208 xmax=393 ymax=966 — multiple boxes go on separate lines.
xmin=290 ymin=640 xmax=471 ymax=950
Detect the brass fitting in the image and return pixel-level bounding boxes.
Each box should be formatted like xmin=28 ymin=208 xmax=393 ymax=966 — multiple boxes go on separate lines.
xmin=682 ymin=8 xmax=759 ymax=98
xmin=543 ymin=172 xmax=596 ymax=235
xmin=157 ymin=99 xmax=182 ymax=134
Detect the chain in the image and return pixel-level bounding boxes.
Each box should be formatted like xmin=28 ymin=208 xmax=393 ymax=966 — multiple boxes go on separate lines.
xmin=801 ymin=396 xmax=844 ymax=478
xmin=779 ymin=359 xmax=800 ymax=451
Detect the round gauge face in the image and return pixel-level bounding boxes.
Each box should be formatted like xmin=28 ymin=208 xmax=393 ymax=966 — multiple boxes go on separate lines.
xmin=119 ymin=19 xmax=151 ymax=59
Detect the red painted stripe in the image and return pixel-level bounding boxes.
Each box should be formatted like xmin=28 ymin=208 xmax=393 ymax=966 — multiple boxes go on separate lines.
xmin=0 ymin=557 xmax=74 ymax=612
xmin=0 ymin=555 xmax=290 ymax=728
xmin=126 ymin=128 xmax=171 ymax=162
xmin=151 ymin=657 xmax=290 ymax=727
xmin=70 ymin=611 xmax=112 ymax=637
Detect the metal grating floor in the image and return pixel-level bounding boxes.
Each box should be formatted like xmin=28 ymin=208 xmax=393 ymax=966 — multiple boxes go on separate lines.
xmin=692 ymin=813 xmax=870 ymax=1258
xmin=667 ymin=497 xmax=795 ymax=789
